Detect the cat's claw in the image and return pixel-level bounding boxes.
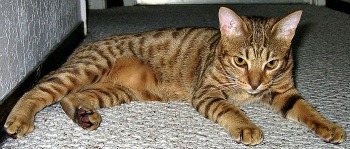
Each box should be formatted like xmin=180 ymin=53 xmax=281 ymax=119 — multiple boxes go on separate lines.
xmin=74 ymin=108 xmax=101 ymax=130
xmin=312 ymin=123 xmax=346 ymax=144
xmin=4 ymin=115 xmax=35 ymax=139
xmin=230 ymin=126 xmax=264 ymax=145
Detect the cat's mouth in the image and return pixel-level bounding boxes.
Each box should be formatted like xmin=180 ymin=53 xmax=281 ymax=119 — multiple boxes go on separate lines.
xmin=246 ymin=89 xmax=262 ymax=95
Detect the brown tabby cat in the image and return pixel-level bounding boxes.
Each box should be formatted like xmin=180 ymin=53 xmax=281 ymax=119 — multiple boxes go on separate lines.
xmin=4 ymin=7 xmax=346 ymax=145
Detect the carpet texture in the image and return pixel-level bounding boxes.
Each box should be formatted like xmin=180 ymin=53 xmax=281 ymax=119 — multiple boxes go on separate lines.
xmin=2 ymin=4 xmax=350 ymax=148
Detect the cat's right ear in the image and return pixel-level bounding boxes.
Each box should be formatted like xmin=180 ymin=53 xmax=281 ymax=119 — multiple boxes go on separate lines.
xmin=271 ymin=10 xmax=302 ymax=41
xmin=218 ymin=7 xmax=248 ymax=37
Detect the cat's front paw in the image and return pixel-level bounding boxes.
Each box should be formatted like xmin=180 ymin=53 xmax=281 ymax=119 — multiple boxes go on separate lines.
xmin=4 ymin=114 xmax=35 ymax=138
xmin=229 ymin=125 xmax=264 ymax=145
xmin=311 ymin=122 xmax=346 ymax=144
xmin=75 ymin=107 xmax=101 ymax=130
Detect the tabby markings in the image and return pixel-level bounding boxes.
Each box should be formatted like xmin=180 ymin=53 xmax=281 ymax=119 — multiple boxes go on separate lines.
xmin=281 ymin=94 xmax=303 ymax=117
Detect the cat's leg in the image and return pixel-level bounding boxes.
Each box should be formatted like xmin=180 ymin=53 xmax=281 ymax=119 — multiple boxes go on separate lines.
xmin=192 ymin=87 xmax=263 ymax=145
xmin=265 ymin=89 xmax=346 ymax=144
xmin=5 ymin=63 xmax=107 ymax=138
xmin=60 ymin=82 xmax=135 ymax=130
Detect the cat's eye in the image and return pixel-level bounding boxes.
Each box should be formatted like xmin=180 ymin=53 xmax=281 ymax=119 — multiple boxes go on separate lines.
xmin=234 ymin=57 xmax=247 ymax=66
xmin=266 ymin=60 xmax=278 ymax=69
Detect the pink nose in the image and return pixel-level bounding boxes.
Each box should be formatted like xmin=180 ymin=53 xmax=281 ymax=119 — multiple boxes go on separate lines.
xmin=248 ymin=72 xmax=262 ymax=91
xmin=250 ymin=84 xmax=259 ymax=90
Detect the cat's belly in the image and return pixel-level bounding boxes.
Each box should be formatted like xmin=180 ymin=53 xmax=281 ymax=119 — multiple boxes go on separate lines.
xmin=157 ymin=83 xmax=192 ymax=102
xmin=105 ymin=56 xmax=191 ymax=102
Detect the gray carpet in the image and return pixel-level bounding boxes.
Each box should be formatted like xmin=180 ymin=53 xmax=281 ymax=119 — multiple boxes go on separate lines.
xmin=2 ymin=4 xmax=350 ymax=148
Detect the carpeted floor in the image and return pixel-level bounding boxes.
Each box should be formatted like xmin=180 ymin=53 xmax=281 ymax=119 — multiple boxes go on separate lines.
xmin=2 ymin=4 xmax=350 ymax=148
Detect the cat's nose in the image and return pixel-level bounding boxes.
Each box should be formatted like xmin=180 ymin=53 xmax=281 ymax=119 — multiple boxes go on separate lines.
xmin=250 ymin=84 xmax=259 ymax=90
xmin=249 ymin=81 xmax=260 ymax=90
xmin=248 ymin=71 xmax=262 ymax=90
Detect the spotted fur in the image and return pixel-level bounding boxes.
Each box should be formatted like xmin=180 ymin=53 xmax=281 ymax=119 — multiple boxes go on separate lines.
xmin=5 ymin=7 xmax=346 ymax=145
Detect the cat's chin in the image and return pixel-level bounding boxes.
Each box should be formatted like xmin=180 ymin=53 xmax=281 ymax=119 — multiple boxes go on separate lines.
xmin=246 ymin=89 xmax=262 ymax=95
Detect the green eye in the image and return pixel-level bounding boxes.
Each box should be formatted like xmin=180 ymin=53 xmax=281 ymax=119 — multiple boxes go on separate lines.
xmin=266 ymin=60 xmax=278 ymax=69
xmin=234 ymin=57 xmax=247 ymax=66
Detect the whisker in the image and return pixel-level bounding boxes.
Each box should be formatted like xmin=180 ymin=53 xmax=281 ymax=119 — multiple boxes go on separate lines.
xmin=216 ymin=71 xmax=238 ymax=81
xmin=272 ymin=72 xmax=285 ymax=84
xmin=217 ymin=84 xmax=235 ymax=90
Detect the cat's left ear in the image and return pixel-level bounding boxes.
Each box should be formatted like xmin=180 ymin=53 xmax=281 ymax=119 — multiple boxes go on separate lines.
xmin=218 ymin=7 xmax=248 ymax=37
xmin=271 ymin=10 xmax=303 ymax=41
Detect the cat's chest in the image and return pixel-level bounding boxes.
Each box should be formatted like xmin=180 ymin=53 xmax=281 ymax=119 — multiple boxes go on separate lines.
xmin=227 ymin=89 xmax=267 ymax=106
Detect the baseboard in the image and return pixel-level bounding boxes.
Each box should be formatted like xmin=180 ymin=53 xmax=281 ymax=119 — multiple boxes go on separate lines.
xmin=326 ymin=0 xmax=350 ymax=14
xmin=0 ymin=22 xmax=85 ymax=145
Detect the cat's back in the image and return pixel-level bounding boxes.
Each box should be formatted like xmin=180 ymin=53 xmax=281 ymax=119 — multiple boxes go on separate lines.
xmin=72 ymin=27 xmax=219 ymax=56
xmin=67 ymin=27 xmax=221 ymax=75
xmin=64 ymin=27 xmax=220 ymax=101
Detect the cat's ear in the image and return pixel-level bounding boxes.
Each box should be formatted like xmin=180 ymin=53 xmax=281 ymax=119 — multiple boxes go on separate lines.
xmin=272 ymin=10 xmax=302 ymax=41
xmin=218 ymin=7 xmax=248 ymax=37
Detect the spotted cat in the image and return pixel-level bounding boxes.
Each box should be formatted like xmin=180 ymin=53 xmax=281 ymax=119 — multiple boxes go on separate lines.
xmin=5 ymin=7 xmax=346 ymax=145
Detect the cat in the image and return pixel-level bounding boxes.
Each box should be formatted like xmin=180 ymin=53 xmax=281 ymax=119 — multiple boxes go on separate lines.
xmin=4 ymin=7 xmax=346 ymax=145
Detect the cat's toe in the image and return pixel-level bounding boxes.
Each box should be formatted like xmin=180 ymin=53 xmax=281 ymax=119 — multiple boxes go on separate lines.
xmin=325 ymin=126 xmax=346 ymax=144
xmin=75 ymin=108 xmax=101 ymax=130
xmin=331 ymin=126 xmax=346 ymax=144
xmin=230 ymin=126 xmax=264 ymax=145
xmin=311 ymin=122 xmax=346 ymax=144
xmin=4 ymin=115 xmax=34 ymax=138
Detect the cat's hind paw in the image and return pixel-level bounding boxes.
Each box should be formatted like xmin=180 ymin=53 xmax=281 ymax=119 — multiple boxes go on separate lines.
xmin=4 ymin=115 xmax=35 ymax=139
xmin=75 ymin=107 xmax=101 ymax=130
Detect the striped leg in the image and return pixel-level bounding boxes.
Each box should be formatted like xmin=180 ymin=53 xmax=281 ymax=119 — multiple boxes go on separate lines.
xmin=269 ymin=89 xmax=346 ymax=144
xmin=60 ymin=82 xmax=135 ymax=130
xmin=4 ymin=64 xmax=102 ymax=138
xmin=192 ymin=87 xmax=263 ymax=145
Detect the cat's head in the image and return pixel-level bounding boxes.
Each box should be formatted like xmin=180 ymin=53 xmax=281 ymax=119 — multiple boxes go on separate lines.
xmin=217 ymin=7 xmax=302 ymax=94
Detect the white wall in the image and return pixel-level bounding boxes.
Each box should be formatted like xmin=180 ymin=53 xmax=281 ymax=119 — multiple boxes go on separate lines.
xmin=0 ymin=0 xmax=83 ymax=101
